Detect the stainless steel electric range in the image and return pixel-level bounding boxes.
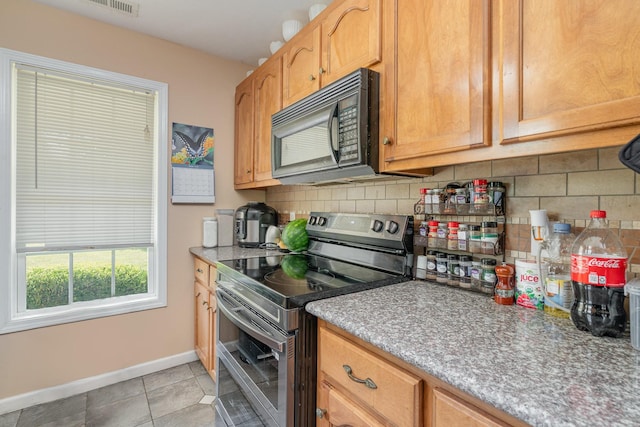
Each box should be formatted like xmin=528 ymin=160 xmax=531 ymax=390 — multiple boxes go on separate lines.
xmin=215 ymin=212 xmax=414 ymax=427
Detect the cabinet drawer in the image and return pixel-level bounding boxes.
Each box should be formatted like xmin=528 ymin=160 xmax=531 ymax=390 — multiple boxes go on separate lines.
xmin=194 ymin=258 xmax=209 ymax=285
xmin=318 ymin=327 xmax=421 ymax=426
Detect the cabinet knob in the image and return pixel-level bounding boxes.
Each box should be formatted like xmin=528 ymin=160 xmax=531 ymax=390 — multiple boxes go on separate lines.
xmin=195 ymin=292 xmax=201 ymax=298
xmin=196 ymin=268 xmax=203 ymax=273
xmin=246 ymin=169 xmax=251 ymax=174
xmin=309 ymin=74 xmax=316 ymax=81
xmin=383 ymin=136 xmax=391 ymax=145
xmin=318 ymin=67 xmax=325 ymax=75
xmin=315 ymin=408 xmax=327 ymax=419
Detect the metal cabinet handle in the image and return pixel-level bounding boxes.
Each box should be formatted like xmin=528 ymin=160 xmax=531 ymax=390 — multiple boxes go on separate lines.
xmin=309 ymin=74 xmax=316 ymax=81
xmin=196 ymin=268 xmax=204 ymax=273
xmin=318 ymin=67 xmax=325 ymax=75
xmin=202 ymin=301 xmax=209 ymax=307
xmin=342 ymin=364 xmax=377 ymax=389
xmin=383 ymin=136 xmax=391 ymax=145
xmin=195 ymin=292 xmax=201 ymax=298
xmin=246 ymin=169 xmax=251 ymax=174
xmin=315 ymin=408 xmax=327 ymax=418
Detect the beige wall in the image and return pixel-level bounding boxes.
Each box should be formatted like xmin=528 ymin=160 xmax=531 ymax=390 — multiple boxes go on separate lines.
xmin=0 ymin=0 xmax=265 ymax=399
xmin=266 ymin=146 xmax=640 ymax=273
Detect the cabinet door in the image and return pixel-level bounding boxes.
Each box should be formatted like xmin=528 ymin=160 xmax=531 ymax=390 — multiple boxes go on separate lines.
xmin=500 ymin=0 xmax=640 ymax=144
xmin=283 ymin=27 xmax=321 ymax=107
xmin=194 ymin=281 xmax=212 ymax=373
xmin=382 ymin=0 xmax=491 ymax=170
xmin=234 ymin=78 xmax=254 ymax=186
xmin=208 ymin=266 xmax=217 ymax=382
xmin=252 ymin=58 xmax=282 ymax=183
xmin=316 ymin=380 xmax=385 ymax=427
xmin=320 ymin=0 xmax=382 ymax=86
xmin=432 ymin=388 xmax=507 ymax=427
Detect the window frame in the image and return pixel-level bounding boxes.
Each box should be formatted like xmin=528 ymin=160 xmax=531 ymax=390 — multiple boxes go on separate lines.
xmin=0 ymin=48 xmax=168 ymax=334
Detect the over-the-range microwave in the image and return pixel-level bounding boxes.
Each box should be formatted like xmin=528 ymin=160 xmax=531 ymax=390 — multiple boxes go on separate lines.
xmin=271 ymin=68 xmax=380 ymax=185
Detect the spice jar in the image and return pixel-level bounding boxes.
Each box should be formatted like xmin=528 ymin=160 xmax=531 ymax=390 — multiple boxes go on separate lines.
xmin=431 ymin=189 xmax=443 ymax=214
xmin=470 ymin=260 xmax=482 ymax=290
xmin=472 ymin=179 xmax=489 ymax=214
xmin=419 ymin=221 xmax=428 ymax=237
xmin=426 ymin=250 xmax=437 ymax=281
xmin=458 ymin=255 xmax=472 ymax=288
xmin=447 ymin=221 xmax=459 ymax=250
xmin=480 ymin=258 xmax=497 ymax=294
xmin=469 ymin=225 xmax=482 ymax=253
xmin=457 ymin=223 xmax=468 ymax=251
xmin=436 ymin=222 xmax=448 ymax=249
xmin=436 ymin=252 xmax=448 ymax=284
xmin=427 ymin=220 xmax=439 ymax=248
xmin=415 ymin=188 xmax=429 ymax=220
xmin=443 ymin=183 xmax=460 ymax=214
xmin=481 ymin=221 xmax=499 ymax=255
xmin=494 ymin=263 xmax=515 ymax=305
xmin=488 ymin=181 xmax=506 ymax=215
xmin=455 ymin=188 xmax=469 ymax=214
xmin=447 ymin=254 xmax=459 ymax=287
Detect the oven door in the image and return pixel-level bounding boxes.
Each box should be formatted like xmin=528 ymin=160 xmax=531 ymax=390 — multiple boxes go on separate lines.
xmin=215 ymin=286 xmax=295 ymax=427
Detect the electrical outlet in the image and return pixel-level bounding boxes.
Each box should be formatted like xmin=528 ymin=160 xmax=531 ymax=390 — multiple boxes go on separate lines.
xmin=289 ymin=211 xmax=296 ymax=221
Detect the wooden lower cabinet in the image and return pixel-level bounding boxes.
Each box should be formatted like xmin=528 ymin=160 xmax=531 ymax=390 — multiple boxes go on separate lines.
xmin=317 ymin=320 xmax=528 ymax=427
xmin=194 ymin=258 xmax=216 ymax=381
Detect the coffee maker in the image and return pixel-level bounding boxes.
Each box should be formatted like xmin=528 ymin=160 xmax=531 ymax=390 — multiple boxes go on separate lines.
xmin=234 ymin=202 xmax=278 ymax=247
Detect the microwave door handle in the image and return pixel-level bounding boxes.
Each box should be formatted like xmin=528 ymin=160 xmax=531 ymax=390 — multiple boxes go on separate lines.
xmin=327 ymin=105 xmax=340 ymax=165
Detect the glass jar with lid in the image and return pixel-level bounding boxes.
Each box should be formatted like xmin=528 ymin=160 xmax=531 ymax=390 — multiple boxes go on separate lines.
xmin=447 ymin=254 xmax=460 ymax=287
xmin=481 ymin=221 xmax=499 ymax=255
xmin=480 ymin=258 xmax=497 ymax=294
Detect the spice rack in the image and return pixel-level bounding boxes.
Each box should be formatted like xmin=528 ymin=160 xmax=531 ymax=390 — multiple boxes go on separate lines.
xmin=413 ymin=202 xmax=506 ymax=258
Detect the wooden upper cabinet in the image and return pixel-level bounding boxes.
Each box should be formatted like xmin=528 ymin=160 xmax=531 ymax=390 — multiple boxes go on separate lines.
xmin=381 ymin=0 xmax=491 ymax=171
xmin=252 ymin=58 xmax=282 ymax=183
xmin=499 ymin=0 xmax=640 ymax=144
xmin=320 ymin=0 xmax=382 ymax=86
xmin=234 ymin=78 xmax=254 ymax=186
xmin=283 ymin=27 xmax=321 ymax=107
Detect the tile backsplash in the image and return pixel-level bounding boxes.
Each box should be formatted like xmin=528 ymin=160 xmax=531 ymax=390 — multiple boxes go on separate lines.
xmin=266 ymin=146 xmax=640 ymax=274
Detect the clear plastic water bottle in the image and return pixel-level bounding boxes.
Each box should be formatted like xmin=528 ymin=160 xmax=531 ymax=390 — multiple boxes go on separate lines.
xmin=538 ymin=223 xmax=574 ymax=318
xmin=570 ymin=210 xmax=628 ymax=337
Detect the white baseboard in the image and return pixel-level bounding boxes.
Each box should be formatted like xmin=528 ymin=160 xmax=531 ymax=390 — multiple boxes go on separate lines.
xmin=0 ymin=350 xmax=199 ymax=416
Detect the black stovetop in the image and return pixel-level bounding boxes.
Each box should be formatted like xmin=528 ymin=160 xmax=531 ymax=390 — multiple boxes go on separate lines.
xmin=217 ymin=253 xmax=405 ymax=309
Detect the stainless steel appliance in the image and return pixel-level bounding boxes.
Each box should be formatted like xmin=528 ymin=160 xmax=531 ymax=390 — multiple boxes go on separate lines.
xmin=215 ymin=212 xmax=413 ymax=427
xmin=271 ymin=68 xmax=380 ymax=185
xmin=235 ymin=202 xmax=278 ymax=248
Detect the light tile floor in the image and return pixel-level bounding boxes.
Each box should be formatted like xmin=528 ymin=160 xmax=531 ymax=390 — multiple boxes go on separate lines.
xmin=0 ymin=361 xmax=238 ymax=427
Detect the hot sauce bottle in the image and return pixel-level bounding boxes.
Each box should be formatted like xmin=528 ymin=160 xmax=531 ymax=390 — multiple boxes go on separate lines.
xmin=494 ymin=263 xmax=515 ymax=305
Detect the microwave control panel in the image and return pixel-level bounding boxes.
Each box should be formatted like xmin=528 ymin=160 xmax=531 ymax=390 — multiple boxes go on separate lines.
xmin=337 ymin=100 xmax=360 ymax=164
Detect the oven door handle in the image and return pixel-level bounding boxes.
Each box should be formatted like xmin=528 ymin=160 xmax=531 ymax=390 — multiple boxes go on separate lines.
xmin=216 ymin=289 xmax=287 ymax=352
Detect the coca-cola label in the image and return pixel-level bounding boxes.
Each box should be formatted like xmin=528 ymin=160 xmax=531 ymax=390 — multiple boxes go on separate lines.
xmin=571 ymin=255 xmax=627 ymax=287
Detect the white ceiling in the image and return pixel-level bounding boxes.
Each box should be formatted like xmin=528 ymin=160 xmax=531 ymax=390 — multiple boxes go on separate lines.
xmin=33 ymin=0 xmax=333 ymax=66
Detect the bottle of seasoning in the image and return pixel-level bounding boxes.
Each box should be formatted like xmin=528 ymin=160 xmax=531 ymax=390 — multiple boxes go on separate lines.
xmin=469 ymin=225 xmax=482 ymax=253
xmin=419 ymin=221 xmax=428 ymax=237
xmin=494 ymin=263 xmax=515 ymax=305
xmin=436 ymin=252 xmax=448 ymax=284
xmin=488 ymin=181 xmax=506 ymax=216
xmin=472 ymin=179 xmax=489 ymax=214
xmin=427 ymin=220 xmax=439 ymax=248
xmin=443 ymin=183 xmax=460 ymax=214
xmin=455 ymin=188 xmax=469 ymax=214
xmin=457 ymin=223 xmax=468 ymax=251
xmin=481 ymin=221 xmax=499 ymax=255
xmin=431 ymin=189 xmax=443 ymax=214
xmin=426 ymin=250 xmax=437 ymax=281
xmin=470 ymin=260 xmax=482 ymax=290
xmin=447 ymin=254 xmax=459 ymax=287
xmin=436 ymin=222 xmax=448 ymax=249
xmin=447 ymin=221 xmax=459 ymax=250
xmin=480 ymin=258 xmax=497 ymax=294
xmin=458 ymin=255 xmax=472 ymax=289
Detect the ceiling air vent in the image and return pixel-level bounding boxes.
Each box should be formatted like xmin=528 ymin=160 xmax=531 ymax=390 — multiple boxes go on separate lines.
xmin=84 ymin=0 xmax=140 ymax=17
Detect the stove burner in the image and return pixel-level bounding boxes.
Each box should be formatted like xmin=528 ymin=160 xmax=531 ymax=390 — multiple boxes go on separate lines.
xmin=264 ymin=269 xmax=337 ymax=290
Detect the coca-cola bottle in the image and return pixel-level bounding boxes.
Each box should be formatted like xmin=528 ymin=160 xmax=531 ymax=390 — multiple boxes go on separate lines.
xmin=570 ymin=210 xmax=628 ymax=337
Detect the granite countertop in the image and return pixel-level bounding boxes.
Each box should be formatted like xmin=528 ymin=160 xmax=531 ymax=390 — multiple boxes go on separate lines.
xmin=306 ymin=281 xmax=640 ymax=427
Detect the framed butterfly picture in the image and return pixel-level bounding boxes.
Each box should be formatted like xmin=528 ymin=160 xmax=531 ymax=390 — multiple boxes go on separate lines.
xmin=171 ymin=122 xmax=215 ymax=203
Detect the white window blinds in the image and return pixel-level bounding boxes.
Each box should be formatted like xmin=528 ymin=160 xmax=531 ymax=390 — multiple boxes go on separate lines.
xmin=15 ymin=65 xmax=157 ymax=251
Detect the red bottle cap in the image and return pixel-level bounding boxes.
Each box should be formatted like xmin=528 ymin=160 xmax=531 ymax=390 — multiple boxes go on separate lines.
xmin=590 ymin=210 xmax=606 ymax=218
xmin=420 ymin=188 xmax=429 ymax=194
